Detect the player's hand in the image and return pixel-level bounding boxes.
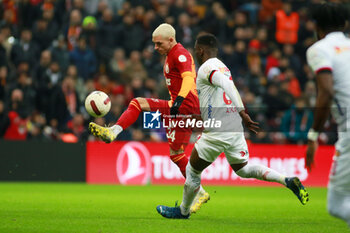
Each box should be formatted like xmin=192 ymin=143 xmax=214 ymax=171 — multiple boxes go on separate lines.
xmin=170 ymin=96 xmax=184 ymax=117
xmin=170 ymin=106 xmax=179 ymax=116
xmin=190 ymin=114 xmax=203 ymax=121
xmin=183 ymin=114 xmax=204 ymax=132
xmin=239 ymin=111 xmax=260 ymax=134
xmin=305 ymin=140 xmax=318 ymax=172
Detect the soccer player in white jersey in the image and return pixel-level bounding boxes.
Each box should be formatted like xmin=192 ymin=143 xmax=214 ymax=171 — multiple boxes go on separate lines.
xmin=156 ymin=34 xmax=309 ymax=219
xmin=305 ymin=3 xmax=350 ymax=227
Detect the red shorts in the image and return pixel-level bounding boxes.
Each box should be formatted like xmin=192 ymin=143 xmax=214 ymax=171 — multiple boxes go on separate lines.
xmin=146 ymin=98 xmax=200 ymax=151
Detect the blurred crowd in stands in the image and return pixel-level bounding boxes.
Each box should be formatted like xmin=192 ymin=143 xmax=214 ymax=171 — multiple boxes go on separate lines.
xmin=0 ymin=0 xmax=347 ymax=144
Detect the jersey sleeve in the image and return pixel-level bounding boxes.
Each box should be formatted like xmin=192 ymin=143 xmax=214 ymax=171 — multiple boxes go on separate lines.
xmin=211 ymin=71 xmax=245 ymax=111
xmin=175 ymin=51 xmax=197 ymax=98
xmin=306 ymin=45 xmax=333 ymax=74
xmin=173 ymin=52 xmax=194 ymax=76
xmin=198 ymin=63 xmax=217 ymax=84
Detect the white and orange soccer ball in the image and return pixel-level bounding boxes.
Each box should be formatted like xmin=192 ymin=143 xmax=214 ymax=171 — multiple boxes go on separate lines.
xmin=84 ymin=91 xmax=111 ymax=117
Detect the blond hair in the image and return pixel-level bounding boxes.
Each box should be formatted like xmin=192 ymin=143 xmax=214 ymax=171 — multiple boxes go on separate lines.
xmin=152 ymin=23 xmax=176 ymax=39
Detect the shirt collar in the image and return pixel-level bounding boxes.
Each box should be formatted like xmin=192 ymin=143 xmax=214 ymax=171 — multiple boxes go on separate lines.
xmin=326 ymin=31 xmax=345 ymax=39
xmin=168 ymin=43 xmax=181 ymax=56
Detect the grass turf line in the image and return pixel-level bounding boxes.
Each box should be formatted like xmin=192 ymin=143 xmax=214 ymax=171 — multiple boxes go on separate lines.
xmin=0 ymin=183 xmax=347 ymax=233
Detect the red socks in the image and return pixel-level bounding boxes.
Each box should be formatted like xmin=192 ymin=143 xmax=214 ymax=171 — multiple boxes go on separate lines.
xmin=117 ymin=98 xmax=189 ymax=179
xmin=170 ymin=153 xmax=188 ymax=178
xmin=116 ymin=98 xmax=142 ymax=129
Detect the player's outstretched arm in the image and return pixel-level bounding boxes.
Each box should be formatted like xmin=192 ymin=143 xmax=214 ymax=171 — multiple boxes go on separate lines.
xmin=209 ymin=70 xmax=259 ymax=133
xmin=210 ymin=70 xmax=244 ymax=112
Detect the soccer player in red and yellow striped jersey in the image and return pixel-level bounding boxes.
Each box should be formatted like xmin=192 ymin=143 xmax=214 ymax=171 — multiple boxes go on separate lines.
xmin=89 ymin=24 xmax=209 ymax=213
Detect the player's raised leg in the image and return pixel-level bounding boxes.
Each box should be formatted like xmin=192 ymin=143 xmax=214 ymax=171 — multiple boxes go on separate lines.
xmin=89 ymin=97 xmax=149 ymax=143
xmin=232 ymin=162 xmax=309 ymax=205
xmin=285 ymin=177 xmax=309 ymax=205
xmin=224 ymin=134 xmax=309 ymax=205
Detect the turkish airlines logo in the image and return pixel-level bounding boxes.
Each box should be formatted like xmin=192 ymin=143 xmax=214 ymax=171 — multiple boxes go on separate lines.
xmin=116 ymin=142 xmax=151 ymax=185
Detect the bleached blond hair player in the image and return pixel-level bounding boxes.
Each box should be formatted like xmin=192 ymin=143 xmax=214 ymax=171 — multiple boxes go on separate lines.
xmin=306 ymin=3 xmax=350 ymax=227
xmin=89 ymin=23 xmax=209 ymax=213
xmin=152 ymin=23 xmax=176 ymax=39
xmin=156 ymin=34 xmax=309 ymax=219
xmin=152 ymin=23 xmax=209 ymax=213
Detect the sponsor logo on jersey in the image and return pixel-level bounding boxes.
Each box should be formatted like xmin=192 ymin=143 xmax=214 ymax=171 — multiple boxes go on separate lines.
xmin=166 ymin=78 xmax=171 ymax=86
xmin=165 ymin=64 xmax=169 ymax=73
xmin=335 ymin=46 xmax=350 ymax=54
xmin=219 ymin=67 xmax=230 ymax=73
xmin=116 ymin=142 xmax=151 ymax=185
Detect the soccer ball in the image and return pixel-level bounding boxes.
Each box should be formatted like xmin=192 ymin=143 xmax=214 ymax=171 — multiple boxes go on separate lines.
xmin=85 ymin=91 xmax=111 ymax=117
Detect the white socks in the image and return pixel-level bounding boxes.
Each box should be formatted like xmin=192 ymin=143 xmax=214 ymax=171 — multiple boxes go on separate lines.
xmin=235 ymin=164 xmax=286 ymax=186
xmin=198 ymin=185 xmax=206 ymax=195
xmin=178 ymin=162 xmax=286 ymax=216
xmin=180 ymin=163 xmax=202 ymax=215
xmin=110 ymin=125 xmax=123 ymax=136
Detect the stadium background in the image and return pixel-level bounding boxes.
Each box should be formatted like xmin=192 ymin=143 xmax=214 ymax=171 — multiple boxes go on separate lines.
xmin=2 ymin=0 xmax=349 ymax=144
xmin=0 ymin=0 xmax=346 ymax=183
xmin=0 ymin=1 xmax=350 ymax=232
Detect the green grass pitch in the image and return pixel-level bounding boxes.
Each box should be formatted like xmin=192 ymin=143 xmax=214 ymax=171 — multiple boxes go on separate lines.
xmin=0 ymin=183 xmax=347 ymax=233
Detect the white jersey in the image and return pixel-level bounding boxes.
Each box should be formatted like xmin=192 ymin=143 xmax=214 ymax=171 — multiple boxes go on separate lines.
xmin=307 ymin=32 xmax=350 ymax=192
xmin=196 ymin=58 xmax=243 ymax=137
xmin=307 ymin=32 xmax=350 ymax=150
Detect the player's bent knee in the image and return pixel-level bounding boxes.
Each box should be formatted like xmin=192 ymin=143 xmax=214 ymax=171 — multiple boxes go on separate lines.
xmin=235 ymin=164 xmax=264 ymax=179
xmin=235 ymin=164 xmax=251 ymax=178
xmin=134 ymin=97 xmax=150 ymax=111
xmin=235 ymin=168 xmax=248 ymax=178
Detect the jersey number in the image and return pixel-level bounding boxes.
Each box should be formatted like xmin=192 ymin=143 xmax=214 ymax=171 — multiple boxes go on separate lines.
xmin=166 ymin=129 xmax=176 ymax=142
xmin=223 ymin=92 xmax=232 ymax=105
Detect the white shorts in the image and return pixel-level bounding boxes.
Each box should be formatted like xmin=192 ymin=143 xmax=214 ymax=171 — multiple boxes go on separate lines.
xmin=194 ymin=132 xmax=249 ymax=165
